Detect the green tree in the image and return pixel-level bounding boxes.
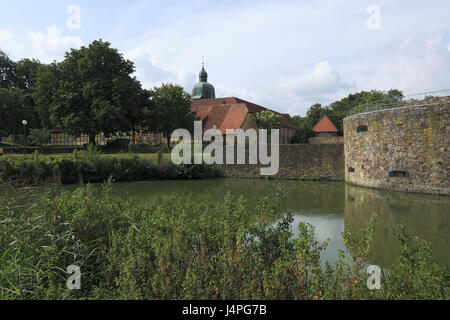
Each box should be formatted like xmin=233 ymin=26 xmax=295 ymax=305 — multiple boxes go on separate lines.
xmin=34 ymin=40 xmax=145 ymax=144
xmin=305 ymin=103 xmax=328 ymax=127
xmin=0 ymin=50 xmax=18 ymax=89
xmin=32 ymin=62 xmax=61 ymax=129
xmin=28 ymin=128 xmax=51 ymax=147
xmin=327 ymin=90 xmax=404 ymax=132
xmin=290 ymin=116 xmax=313 ymax=143
xmin=15 ymin=58 xmax=43 ymax=128
xmin=143 ymin=83 xmax=197 ymax=149
xmin=289 ymin=104 xmax=327 ymax=144
xmin=290 ymin=90 xmax=404 ymax=139
xmin=0 ymin=88 xmax=36 ymax=140
xmin=255 ymin=110 xmax=282 ymax=130
xmin=15 ymin=58 xmax=42 ymax=91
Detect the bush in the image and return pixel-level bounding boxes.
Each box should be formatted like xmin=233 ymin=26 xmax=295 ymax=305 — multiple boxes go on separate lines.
xmin=0 ymin=154 xmax=222 ymax=186
xmin=28 ymin=128 xmax=51 ymax=147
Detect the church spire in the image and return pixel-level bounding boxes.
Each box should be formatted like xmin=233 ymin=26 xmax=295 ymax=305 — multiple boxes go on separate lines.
xmin=199 ymin=60 xmax=208 ymax=82
xmin=192 ymin=59 xmax=215 ymax=100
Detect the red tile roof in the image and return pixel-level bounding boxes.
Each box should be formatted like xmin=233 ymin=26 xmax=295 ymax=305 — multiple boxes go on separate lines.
xmin=312 ymin=115 xmax=339 ymax=133
xmin=192 ymin=103 xmax=248 ymax=134
xmin=191 ymin=97 xmax=298 ymax=132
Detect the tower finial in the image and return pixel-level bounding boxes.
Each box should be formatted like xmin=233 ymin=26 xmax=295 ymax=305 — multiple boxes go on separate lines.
xmin=199 ymin=58 xmax=208 ymax=82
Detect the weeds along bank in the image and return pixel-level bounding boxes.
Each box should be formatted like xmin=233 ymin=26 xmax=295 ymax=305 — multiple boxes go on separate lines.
xmin=0 ymin=150 xmax=221 ymax=186
xmin=0 ymin=182 xmax=448 ymax=300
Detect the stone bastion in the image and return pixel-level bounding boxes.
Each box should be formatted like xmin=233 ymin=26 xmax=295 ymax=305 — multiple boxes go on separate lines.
xmin=343 ymin=102 xmax=449 ymax=195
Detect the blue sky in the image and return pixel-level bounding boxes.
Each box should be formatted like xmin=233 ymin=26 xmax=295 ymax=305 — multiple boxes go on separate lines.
xmin=1 ymin=0 xmax=449 ymax=115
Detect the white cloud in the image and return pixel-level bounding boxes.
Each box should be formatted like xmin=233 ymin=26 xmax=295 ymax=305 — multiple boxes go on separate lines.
xmin=3 ymin=0 xmax=449 ymax=117
xmin=28 ymin=25 xmax=83 ymax=63
xmin=121 ymin=0 xmax=449 ymax=116
xmin=257 ymin=62 xmax=353 ymax=115
xmin=366 ymin=36 xmax=450 ymax=95
xmin=0 ymin=30 xmax=23 ymax=57
xmin=282 ymin=61 xmax=351 ymax=96
xmin=125 ymin=50 xmax=196 ymax=90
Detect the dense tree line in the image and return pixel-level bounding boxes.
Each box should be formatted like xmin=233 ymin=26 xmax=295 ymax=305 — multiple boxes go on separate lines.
xmin=0 ymin=40 xmax=195 ymax=146
xmin=0 ymin=50 xmax=42 ymax=140
xmin=290 ymin=89 xmax=404 ymax=143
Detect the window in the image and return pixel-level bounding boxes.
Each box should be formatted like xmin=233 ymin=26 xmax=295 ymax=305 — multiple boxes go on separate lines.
xmin=357 ymin=125 xmax=368 ymax=132
xmin=348 ymin=167 xmax=355 ymax=173
xmin=389 ymin=170 xmax=409 ymax=178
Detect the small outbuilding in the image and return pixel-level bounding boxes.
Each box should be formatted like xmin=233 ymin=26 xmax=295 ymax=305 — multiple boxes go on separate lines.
xmin=312 ymin=115 xmax=339 ymax=137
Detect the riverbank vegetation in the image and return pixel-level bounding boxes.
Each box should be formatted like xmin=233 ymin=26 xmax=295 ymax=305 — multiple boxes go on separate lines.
xmin=0 ymin=182 xmax=448 ymax=300
xmin=0 ymin=149 xmax=220 ymax=186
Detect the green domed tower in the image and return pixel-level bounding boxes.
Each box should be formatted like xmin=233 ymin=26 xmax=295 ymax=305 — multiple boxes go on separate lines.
xmin=192 ymin=63 xmax=216 ymax=100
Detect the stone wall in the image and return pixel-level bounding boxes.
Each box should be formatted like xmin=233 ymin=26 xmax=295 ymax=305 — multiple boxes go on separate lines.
xmin=219 ymin=143 xmax=344 ymax=180
xmin=309 ymin=136 xmax=344 ymax=144
xmin=344 ymin=103 xmax=449 ymax=195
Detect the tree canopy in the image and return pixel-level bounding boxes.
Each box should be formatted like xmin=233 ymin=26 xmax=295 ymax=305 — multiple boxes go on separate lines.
xmin=290 ymin=89 xmax=404 ymax=143
xmin=33 ymin=40 xmax=147 ymax=143
xmin=0 ymin=88 xmax=36 ymax=139
xmin=143 ymin=83 xmax=197 ymax=148
xmin=255 ymin=110 xmax=282 ymax=130
xmin=0 ymin=50 xmax=18 ymax=89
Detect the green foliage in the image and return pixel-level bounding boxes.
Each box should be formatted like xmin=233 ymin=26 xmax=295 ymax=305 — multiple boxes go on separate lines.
xmin=327 ymin=89 xmax=404 ymax=132
xmin=0 ymin=51 xmax=42 ymax=132
xmin=290 ymin=116 xmax=313 ymax=143
xmin=289 ymin=90 xmax=405 ymax=142
xmin=143 ymin=83 xmax=197 ymax=149
xmin=380 ymin=226 xmax=449 ymax=299
xmin=31 ymin=62 xmax=61 ymax=129
xmin=0 ymin=50 xmax=19 ymax=89
xmin=255 ymin=110 xmax=283 ymax=131
xmin=0 ymin=183 xmax=447 ymax=300
xmin=32 ymin=40 xmax=148 ymax=144
xmin=28 ymin=128 xmax=51 ymax=147
xmin=0 ymin=155 xmax=222 ymax=186
xmin=128 ymin=143 xmax=164 ymax=154
xmin=0 ymin=87 xmax=36 ymax=139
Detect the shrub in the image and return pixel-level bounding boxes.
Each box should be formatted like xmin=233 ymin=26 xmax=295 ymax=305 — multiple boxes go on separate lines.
xmin=0 ymin=154 xmax=222 ymax=186
xmin=28 ymin=128 xmax=51 ymax=147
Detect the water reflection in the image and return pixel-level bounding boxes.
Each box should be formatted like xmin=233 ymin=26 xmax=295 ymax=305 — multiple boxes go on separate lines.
xmin=344 ymin=184 xmax=450 ymax=266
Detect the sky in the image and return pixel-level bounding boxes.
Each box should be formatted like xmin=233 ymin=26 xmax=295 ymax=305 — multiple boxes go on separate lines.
xmin=1 ymin=0 xmax=449 ymax=116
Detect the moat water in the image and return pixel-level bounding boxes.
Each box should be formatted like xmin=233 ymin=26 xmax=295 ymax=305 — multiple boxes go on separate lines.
xmin=98 ymin=179 xmax=449 ymax=267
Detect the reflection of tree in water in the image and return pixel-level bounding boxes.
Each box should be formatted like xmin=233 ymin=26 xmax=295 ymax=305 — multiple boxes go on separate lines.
xmin=344 ymin=184 xmax=450 ymax=266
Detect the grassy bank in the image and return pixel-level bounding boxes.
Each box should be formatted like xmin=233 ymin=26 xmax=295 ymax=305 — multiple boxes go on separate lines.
xmin=0 ymin=150 xmax=221 ymax=186
xmin=0 ymin=182 xmax=448 ymax=300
